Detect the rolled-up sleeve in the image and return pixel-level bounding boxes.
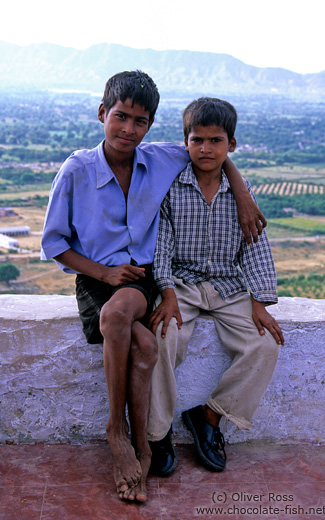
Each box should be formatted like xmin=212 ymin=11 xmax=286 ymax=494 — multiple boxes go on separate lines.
xmin=41 ymin=173 xmax=73 ymax=260
xmin=238 ymin=185 xmax=278 ymax=305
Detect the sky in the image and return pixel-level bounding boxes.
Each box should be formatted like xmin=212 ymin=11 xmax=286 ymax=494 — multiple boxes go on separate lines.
xmin=1 ymin=0 xmax=324 ymax=74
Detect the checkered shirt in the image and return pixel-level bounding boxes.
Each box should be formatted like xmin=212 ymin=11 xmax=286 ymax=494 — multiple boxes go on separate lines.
xmin=153 ymin=162 xmax=278 ymax=304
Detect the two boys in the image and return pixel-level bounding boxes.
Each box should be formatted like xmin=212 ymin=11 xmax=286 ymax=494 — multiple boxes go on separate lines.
xmin=148 ymin=97 xmax=284 ymax=476
xmin=41 ymin=71 xmax=270 ymax=502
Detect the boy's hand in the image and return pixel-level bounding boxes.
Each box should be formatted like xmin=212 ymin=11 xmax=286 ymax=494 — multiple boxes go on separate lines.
xmin=105 ymin=265 xmax=145 ymax=286
xmin=148 ymin=288 xmax=183 ymax=338
xmin=237 ymin=191 xmax=267 ymax=245
xmin=53 ymin=250 xmax=146 ymax=286
xmin=251 ymin=297 xmax=284 ymax=346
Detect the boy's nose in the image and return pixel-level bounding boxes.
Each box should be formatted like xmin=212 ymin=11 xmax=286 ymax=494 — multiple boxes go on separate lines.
xmin=201 ymin=142 xmax=211 ymax=153
xmin=123 ymin=120 xmax=135 ymax=135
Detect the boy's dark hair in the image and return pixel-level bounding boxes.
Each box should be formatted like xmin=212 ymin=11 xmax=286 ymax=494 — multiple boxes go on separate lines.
xmin=183 ymin=97 xmax=237 ymax=141
xmin=102 ymin=70 xmax=160 ymax=122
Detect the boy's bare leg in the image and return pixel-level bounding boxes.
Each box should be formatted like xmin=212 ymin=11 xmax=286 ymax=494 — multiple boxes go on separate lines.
xmin=100 ymin=288 xmax=152 ymax=498
xmin=121 ymin=320 xmax=158 ymax=502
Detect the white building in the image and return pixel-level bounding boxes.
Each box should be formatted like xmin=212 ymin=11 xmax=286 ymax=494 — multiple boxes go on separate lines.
xmin=0 ymin=226 xmax=30 ymax=237
xmin=0 ymin=233 xmax=19 ymax=249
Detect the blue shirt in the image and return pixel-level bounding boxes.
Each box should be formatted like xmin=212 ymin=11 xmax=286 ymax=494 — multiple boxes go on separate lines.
xmin=41 ymin=140 xmax=189 ymax=273
xmin=153 ymin=162 xmax=278 ymax=304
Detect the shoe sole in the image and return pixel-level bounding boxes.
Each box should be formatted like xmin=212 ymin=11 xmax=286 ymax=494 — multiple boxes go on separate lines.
xmin=182 ymin=410 xmax=225 ymax=472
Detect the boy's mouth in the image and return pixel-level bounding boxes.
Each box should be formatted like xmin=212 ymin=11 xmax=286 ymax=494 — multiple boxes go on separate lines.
xmin=118 ymin=136 xmax=135 ymax=144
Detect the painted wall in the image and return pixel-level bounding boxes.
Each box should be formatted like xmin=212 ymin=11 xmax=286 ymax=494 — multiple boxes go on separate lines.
xmin=0 ymin=295 xmax=324 ymax=444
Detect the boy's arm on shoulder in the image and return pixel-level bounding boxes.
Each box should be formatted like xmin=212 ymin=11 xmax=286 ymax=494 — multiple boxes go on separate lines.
xmin=251 ymin=296 xmax=284 ymax=346
xmin=223 ymin=156 xmax=267 ymax=245
xmin=148 ymin=288 xmax=183 ymax=338
xmin=54 ymin=249 xmax=146 ymax=286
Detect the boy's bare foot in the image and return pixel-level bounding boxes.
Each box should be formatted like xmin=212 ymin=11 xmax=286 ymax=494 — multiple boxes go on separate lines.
xmin=106 ymin=422 xmax=142 ymax=496
xmin=120 ymin=451 xmax=151 ymax=503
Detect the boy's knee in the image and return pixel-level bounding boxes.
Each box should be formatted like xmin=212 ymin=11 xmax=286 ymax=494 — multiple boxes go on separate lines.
xmin=130 ymin=334 xmax=158 ymax=369
xmin=266 ymin=332 xmax=281 ymax=358
xmin=156 ymin=317 xmax=178 ymax=342
xmin=255 ymin=331 xmax=281 ymax=361
xmin=99 ymin=304 xmax=129 ymax=336
xmin=155 ymin=317 xmax=180 ymax=365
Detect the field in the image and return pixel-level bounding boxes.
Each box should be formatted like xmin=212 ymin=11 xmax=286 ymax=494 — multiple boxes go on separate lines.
xmin=242 ymin=164 xmax=325 ymax=184
xmin=253 ymin=182 xmax=324 ymax=196
xmin=1 ymin=202 xmax=324 ymax=298
xmin=1 ymin=92 xmax=324 ymax=298
xmin=0 ymin=206 xmax=76 ymax=295
xmin=267 ymin=217 xmax=325 ymax=237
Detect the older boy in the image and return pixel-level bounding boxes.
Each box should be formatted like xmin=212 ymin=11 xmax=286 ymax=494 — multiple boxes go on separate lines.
xmin=41 ymin=73 xmax=266 ymax=502
xmin=148 ymin=97 xmax=284 ymax=477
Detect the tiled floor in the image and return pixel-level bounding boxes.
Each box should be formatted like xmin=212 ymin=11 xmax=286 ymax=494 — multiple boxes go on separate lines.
xmin=0 ymin=441 xmax=324 ymax=520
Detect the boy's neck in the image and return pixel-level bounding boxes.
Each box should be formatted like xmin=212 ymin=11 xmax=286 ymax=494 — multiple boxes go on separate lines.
xmin=192 ymin=165 xmax=222 ymax=205
xmin=103 ymin=143 xmax=134 ymax=172
xmin=103 ymin=146 xmax=134 ymax=199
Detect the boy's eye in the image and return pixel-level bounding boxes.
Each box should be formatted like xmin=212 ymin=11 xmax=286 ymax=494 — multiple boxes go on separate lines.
xmin=116 ymin=113 xmax=126 ymax=119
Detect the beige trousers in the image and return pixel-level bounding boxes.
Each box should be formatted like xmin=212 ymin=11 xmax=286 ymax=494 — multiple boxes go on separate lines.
xmin=148 ymin=277 xmax=280 ymax=441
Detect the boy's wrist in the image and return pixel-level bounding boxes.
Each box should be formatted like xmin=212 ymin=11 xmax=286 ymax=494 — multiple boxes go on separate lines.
xmin=250 ymin=295 xmax=266 ymax=308
xmin=155 ymin=279 xmax=176 ymax=292
xmin=161 ymin=288 xmax=177 ymax=301
xmin=97 ymin=264 xmax=112 ymax=283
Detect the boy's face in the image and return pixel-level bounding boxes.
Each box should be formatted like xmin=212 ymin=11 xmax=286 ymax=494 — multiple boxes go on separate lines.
xmin=185 ymin=125 xmax=236 ymax=177
xmin=98 ymin=98 xmax=153 ymax=158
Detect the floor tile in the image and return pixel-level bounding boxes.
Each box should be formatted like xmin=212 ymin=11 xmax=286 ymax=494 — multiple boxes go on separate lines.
xmin=41 ymin=483 xmax=162 ymax=520
xmin=0 ymin=444 xmax=48 ymax=486
xmin=0 ymin=485 xmax=44 ymax=520
xmin=263 ymin=480 xmax=325 ymax=519
xmin=0 ymin=441 xmax=323 ymax=520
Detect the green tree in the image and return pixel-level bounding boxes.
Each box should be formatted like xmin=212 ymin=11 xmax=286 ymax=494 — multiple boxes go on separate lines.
xmin=0 ymin=263 xmax=20 ymax=284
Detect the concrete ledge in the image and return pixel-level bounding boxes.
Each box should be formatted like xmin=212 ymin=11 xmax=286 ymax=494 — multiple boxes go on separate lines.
xmin=0 ymin=295 xmax=324 ymax=445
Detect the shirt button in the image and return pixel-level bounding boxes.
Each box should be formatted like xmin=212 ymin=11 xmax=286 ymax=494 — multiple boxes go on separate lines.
xmin=129 ymin=226 xmax=133 ymax=230
xmin=130 ymin=249 xmax=133 ymax=253
xmin=208 ymin=261 xmax=211 ymax=265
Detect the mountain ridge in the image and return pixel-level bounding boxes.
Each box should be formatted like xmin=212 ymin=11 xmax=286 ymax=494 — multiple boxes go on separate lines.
xmin=0 ymin=41 xmax=323 ymax=99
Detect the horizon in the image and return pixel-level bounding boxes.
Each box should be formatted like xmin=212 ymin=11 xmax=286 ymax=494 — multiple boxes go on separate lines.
xmin=1 ymin=40 xmax=323 ymax=78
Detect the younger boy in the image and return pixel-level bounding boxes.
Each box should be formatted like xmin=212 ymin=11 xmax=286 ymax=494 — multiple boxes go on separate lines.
xmin=148 ymin=97 xmax=284 ymax=476
xmin=41 ymin=72 xmax=266 ymax=502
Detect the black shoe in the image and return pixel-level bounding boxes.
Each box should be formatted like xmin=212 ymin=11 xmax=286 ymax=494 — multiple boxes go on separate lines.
xmin=149 ymin=427 xmax=177 ymax=477
xmin=182 ymin=405 xmax=226 ymax=472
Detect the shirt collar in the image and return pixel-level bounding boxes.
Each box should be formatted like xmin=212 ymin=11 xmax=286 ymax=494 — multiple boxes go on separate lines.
xmin=95 ymin=141 xmax=148 ymax=189
xmin=179 ymin=161 xmax=231 ymax=193
xmin=134 ymin=145 xmax=149 ymax=172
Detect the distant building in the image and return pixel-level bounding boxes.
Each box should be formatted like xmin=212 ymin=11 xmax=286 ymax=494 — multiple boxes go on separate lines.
xmin=0 ymin=226 xmax=30 ymax=236
xmin=0 ymin=233 xmax=19 ymax=249
xmin=0 ymin=207 xmax=17 ymax=218
xmin=283 ymin=208 xmax=298 ymax=215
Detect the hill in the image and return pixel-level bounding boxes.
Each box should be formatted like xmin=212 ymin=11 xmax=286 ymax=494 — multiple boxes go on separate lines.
xmin=0 ymin=41 xmax=324 ymax=99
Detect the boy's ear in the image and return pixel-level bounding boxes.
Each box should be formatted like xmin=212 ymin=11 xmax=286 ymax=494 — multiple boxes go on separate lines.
xmin=229 ymin=136 xmax=237 ymax=153
xmin=98 ymin=103 xmax=106 ymax=123
xmin=147 ymin=118 xmax=154 ymax=132
xmin=184 ymin=137 xmax=189 ymax=151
